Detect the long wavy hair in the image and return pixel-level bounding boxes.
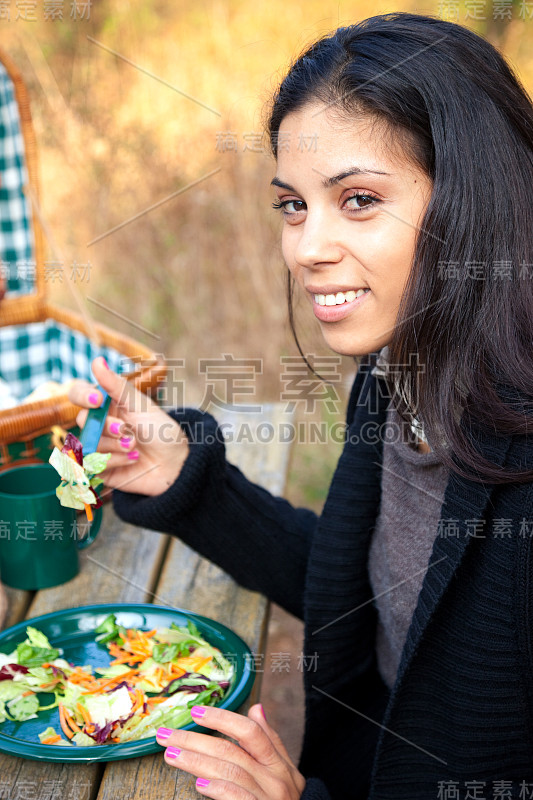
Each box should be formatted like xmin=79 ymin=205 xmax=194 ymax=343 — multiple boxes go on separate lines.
xmin=267 ymin=12 xmax=533 ymax=484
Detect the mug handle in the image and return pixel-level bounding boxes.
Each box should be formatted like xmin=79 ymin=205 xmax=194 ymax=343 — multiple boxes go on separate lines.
xmin=76 ymin=504 xmax=103 ymax=550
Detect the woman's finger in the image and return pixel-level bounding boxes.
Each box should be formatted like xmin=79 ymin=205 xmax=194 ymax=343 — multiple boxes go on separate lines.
xmin=193 ymin=778 xmax=255 ymax=800
xmin=69 ymin=379 xmax=103 ymax=409
xmin=246 ymin=704 xmax=293 ymax=765
xmin=179 ymin=706 xmax=283 ymax=768
xmin=162 ymin=744 xmax=262 ymax=796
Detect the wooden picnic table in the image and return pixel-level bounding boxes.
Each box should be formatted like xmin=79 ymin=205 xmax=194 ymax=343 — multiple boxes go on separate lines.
xmin=0 ymin=404 xmax=294 ymax=800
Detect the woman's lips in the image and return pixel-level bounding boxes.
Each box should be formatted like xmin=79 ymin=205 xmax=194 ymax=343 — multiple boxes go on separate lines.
xmin=311 ymin=289 xmax=371 ymax=322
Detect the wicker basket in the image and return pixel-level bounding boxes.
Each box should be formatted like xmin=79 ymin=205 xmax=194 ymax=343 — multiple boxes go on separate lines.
xmin=0 ymin=48 xmax=166 ymax=470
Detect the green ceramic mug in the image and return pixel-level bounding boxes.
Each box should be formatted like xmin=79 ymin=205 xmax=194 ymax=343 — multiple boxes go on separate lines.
xmin=0 ymin=463 xmax=102 ymax=590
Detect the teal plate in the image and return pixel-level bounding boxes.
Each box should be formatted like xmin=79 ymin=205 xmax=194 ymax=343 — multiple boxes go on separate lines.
xmin=0 ymin=603 xmax=255 ymax=762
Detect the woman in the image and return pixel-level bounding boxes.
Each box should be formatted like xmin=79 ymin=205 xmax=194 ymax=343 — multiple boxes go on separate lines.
xmin=70 ymin=13 xmax=533 ymax=800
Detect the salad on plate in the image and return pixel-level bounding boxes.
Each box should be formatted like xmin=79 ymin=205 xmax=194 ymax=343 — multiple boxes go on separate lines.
xmin=0 ymin=614 xmax=234 ymax=746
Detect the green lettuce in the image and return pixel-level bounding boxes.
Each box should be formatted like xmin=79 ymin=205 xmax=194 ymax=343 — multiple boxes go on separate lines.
xmin=38 ymin=726 xmax=72 ymax=746
xmin=8 ymin=694 xmax=40 ymax=721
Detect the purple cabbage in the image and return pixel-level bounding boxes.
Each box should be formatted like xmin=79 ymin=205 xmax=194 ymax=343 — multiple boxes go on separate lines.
xmin=105 ymin=680 xmax=133 ymax=694
xmin=89 ymin=720 xmax=114 ymax=744
xmin=49 ymin=665 xmax=67 ymax=680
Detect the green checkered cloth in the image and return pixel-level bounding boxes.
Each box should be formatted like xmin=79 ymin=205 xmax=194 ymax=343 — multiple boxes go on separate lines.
xmin=0 ymin=61 xmax=34 ymax=296
xmin=0 ymin=320 xmax=130 ymax=407
xmin=0 ymin=62 xmax=133 ymax=408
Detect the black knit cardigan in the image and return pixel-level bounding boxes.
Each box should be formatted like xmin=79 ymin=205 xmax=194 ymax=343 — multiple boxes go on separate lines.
xmin=114 ymin=355 xmax=533 ymax=800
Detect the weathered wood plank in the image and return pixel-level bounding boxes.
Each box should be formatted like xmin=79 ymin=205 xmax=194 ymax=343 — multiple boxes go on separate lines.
xmin=96 ymin=405 xmax=293 ymax=800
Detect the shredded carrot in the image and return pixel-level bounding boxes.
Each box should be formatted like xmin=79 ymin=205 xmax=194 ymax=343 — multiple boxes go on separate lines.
xmin=42 ymin=734 xmax=62 ymax=745
xmin=66 ymin=449 xmax=93 ymax=522
xmin=59 ymin=704 xmax=75 ymax=740
xmin=21 ymin=690 xmax=34 ymax=697
xmin=39 ymin=680 xmax=60 ymax=689
xmin=76 ymin=702 xmax=92 ymax=726
xmin=130 ymin=688 xmax=145 ymax=713
xmin=176 ymin=655 xmax=211 ymax=673
xmin=63 ymin=707 xmax=82 ymax=734
xmin=81 ymin=669 xmax=136 ymax=694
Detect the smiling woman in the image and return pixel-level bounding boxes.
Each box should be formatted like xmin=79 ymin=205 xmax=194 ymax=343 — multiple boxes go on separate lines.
xmin=69 ymin=12 xmax=533 ymax=800
xmin=271 ymin=107 xmax=432 ymax=358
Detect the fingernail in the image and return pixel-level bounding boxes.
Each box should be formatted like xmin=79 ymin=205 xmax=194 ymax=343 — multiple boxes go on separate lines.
xmin=101 ymin=357 xmax=109 ymax=369
xmin=110 ymin=422 xmax=121 ymax=435
xmin=191 ymin=706 xmax=206 ymax=719
xmin=120 ymin=437 xmax=132 ymax=448
xmin=157 ymin=727 xmax=172 ymax=741
xmin=166 ymin=746 xmax=181 ymax=759
xmin=259 ymin=703 xmax=267 ymax=720
xmin=88 ymin=392 xmax=100 ymax=406
xmin=196 ymin=779 xmax=210 ymax=788
xmin=128 ymin=450 xmax=139 ymax=461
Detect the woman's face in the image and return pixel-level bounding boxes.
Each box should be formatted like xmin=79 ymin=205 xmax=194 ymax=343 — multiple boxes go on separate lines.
xmin=273 ymin=103 xmax=433 ymax=356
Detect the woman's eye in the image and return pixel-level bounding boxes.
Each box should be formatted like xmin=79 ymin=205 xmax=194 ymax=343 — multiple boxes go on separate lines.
xmin=271 ymin=199 xmax=306 ymax=214
xmin=344 ymin=193 xmax=380 ymax=211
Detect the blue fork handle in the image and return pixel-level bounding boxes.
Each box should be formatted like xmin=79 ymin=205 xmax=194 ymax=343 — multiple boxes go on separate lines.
xmin=78 ymin=386 xmax=112 ymax=454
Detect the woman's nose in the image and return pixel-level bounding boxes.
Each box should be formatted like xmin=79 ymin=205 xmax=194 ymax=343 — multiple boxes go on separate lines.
xmin=293 ymin=213 xmax=343 ymax=269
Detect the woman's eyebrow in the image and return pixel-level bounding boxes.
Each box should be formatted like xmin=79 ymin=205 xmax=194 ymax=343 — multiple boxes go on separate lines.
xmin=271 ymin=166 xmax=391 ymax=192
xmin=322 ymin=166 xmax=391 ymax=186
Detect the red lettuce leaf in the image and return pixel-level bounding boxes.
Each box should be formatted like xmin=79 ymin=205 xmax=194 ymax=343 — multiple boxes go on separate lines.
xmin=0 ymin=663 xmax=29 ymax=681
xmin=62 ymin=433 xmax=84 ymax=466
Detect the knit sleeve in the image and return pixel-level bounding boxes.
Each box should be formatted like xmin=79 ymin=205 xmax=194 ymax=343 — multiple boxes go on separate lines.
xmin=112 ymin=362 xmax=373 ymax=618
xmin=300 ymin=778 xmax=333 ymax=800
xmin=112 ymin=406 xmax=317 ymax=620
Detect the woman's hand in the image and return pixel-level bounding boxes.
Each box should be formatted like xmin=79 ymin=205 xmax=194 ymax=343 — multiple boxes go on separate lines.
xmin=68 ymin=356 xmax=189 ymax=497
xmin=156 ymin=704 xmax=306 ymax=799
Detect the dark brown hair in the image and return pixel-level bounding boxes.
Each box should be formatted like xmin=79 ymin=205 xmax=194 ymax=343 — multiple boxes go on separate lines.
xmin=268 ymin=12 xmax=533 ymax=484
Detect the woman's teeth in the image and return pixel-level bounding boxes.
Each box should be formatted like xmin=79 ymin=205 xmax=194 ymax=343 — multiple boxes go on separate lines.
xmin=314 ymin=289 xmax=370 ymax=306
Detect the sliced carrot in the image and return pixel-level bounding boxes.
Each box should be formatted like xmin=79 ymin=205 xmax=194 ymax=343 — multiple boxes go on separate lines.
xmin=41 ymin=734 xmax=62 ymax=745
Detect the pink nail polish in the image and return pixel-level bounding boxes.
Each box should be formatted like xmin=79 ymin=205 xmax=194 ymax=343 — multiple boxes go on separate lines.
xmin=110 ymin=422 xmax=121 ymax=435
xmin=101 ymin=357 xmax=109 ymax=369
xmin=88 ymin=392 xmax=100 ymax=406
xmin=166 ymin=746 xmax=181 ymax=759
xmin=196 ymin=779 xmax=210 ymax=788
xmin=157 ymin=727 xmax=172 ymax=740
xmin=120 ymin=437 xmax=131 ymax=448
xmin=128 ymin=450 xmax=139 ymax=461
xmin=259 ymin=703 xmax=267 ymax=720
xmin=191 ymin=706 xmax=206 ymax=719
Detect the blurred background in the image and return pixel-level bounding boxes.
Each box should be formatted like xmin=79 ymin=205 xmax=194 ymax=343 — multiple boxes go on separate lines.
xmin=2 ymin=0 xmax=532 ymax=762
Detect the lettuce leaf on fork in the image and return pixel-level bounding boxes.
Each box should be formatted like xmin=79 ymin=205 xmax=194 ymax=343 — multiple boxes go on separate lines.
xmin=49 ymin=433 xmax=111 ymax=512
